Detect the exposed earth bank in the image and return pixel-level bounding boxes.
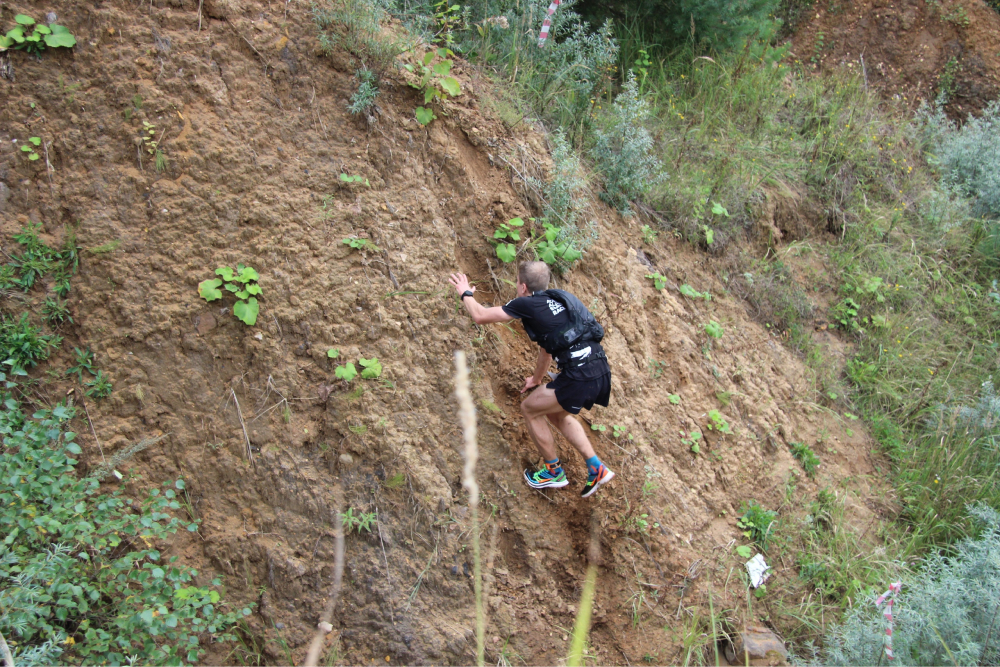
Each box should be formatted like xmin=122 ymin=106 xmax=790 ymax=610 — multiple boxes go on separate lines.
xmin=1 ymin=1 xmax=894 ymax=663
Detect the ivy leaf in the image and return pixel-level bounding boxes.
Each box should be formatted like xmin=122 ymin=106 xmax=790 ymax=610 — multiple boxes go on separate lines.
xmin=690 ymin=442 xmax=700 ymax=454
xmin=335 ymin=363 xmax=358 ymax=382
xmin=29 ymin=137 xmax=41 ymax=146
xmin=508 ymin=218 xmax=524 ymax=227
xmin=28 ymin=153 xmax=40 ymax=161
xmin=439 ymin=76 xmax=461 ymax=97
xmin=6 ymin=27 xmax=25 ymax=43
xmin=415 ymin=106 xmax=436 ymax=126
xmin=562 ymin=246 xmax=582 ymax=262
xmin=422 ymin=50 xmax=435 ymax=66
xmin=198 ymin=278 xmax=223 ymax=302
xmin=432 ymin=60 xmax=452 ymax=76
xmin=246 ymin=284 xmax=262 ymax=296
xmin=539 ymin=247 xmax=556 ymax=264
xmin=238 ymin=265 xmax=259 ymax=282
xmin=496 ymin=243 xmax=516 ymax=263
xmin=35 ymin=24 xmax=51 ymax=35
xmin=233 ymin=297 xmax=259 ymax=326
xmin=235 ymin=290 xmax=250 ymax=300
xmin=224 ymin=283 xmax=239 ymax=293
xmin=736 ymin=545 xmax=753 ymax=559
xmin=359 ymin=357 xmax=382 ymax=379
xmin=14 ymin=14 xmax=36 ymax=25
xmin=215 ymin=266 xmax=235 ymax=281
xmin=668 ymin=394 xmax=681 ymax=405
xmin=327 ymin=348 xmax=339 ymax=359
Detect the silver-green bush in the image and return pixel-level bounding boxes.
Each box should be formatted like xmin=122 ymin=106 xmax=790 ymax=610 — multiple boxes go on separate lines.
xmin=591 ymin=72 xmax=664 ymax=215
xmin=820 ymin=503 xmax=1000 ymax=666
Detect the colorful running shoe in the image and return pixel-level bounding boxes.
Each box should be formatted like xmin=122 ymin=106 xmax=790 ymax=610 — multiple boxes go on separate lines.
xmin=524 ymin=467 xmax=569 ymax=489
xmin=580 ymin=465 xmax=615 ymax=498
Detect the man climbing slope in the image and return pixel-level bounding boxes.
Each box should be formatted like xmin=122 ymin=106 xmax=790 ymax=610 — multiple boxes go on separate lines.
xmin=449 ymin=261 xmax=615 ymax=498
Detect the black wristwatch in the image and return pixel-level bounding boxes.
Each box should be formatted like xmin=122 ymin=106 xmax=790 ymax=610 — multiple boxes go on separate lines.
xmin=461 ymin=290 xmax=475 ymax=300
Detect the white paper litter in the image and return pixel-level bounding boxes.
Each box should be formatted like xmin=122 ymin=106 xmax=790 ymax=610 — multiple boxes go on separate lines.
xmin=746 ymin=553 xmax=771 ymax=588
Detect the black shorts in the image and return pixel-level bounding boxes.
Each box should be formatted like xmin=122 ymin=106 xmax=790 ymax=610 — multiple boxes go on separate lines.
xmin=548 ymin=370 xmax=611 ymax=415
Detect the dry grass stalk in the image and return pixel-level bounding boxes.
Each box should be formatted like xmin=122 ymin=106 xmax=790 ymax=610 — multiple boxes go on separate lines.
xmin=304 ymin=483 xmax=346 ymax=667
xmin=454 ymin=351 xmax=485 ymax=667
xmin=230 ymin=387 xmax=255 ymax=469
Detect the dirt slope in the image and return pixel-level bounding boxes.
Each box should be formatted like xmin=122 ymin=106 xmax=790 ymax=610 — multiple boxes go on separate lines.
xmin=1 ymin=1 xmax=888 ymax=663
xmin=791 ymin=0 xmax=1000 ymax=117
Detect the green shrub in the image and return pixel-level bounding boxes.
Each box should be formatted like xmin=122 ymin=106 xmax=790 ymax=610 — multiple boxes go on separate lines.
xmin=313 ymin=0 xmax=411 ymax=77
xmin=918 ymin=100 xmax=1000 ymax=220
xmin=738 ymin=500 xmax=777 ymax=548
xmin=591 ymin=72 xmax=664 ymax=215
xmin=536 ymin=129 xmax=586 ymax=228
xmin=0 ymin=313 xmax=61 ymax=371
xmin=821 ymin=503 xmax=1000 ymax=667
xmin=348 ymin=67 xmax=380 ymax=115
xmin=0 ymin=14 xmax=76 ymax=54
xmin=0 ymin=402 xmax=251 ymax=664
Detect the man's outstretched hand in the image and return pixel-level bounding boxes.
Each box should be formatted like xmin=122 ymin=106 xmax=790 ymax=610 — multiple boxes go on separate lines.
xmin=521 ymin=375 xmax=541 ymax=394
xmin=449 ymin=273 xmax=474 ymax=297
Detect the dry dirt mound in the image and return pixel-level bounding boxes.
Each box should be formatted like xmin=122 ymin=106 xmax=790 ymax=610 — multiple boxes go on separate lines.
xmin=1 ymin=1 xmax=889 ymax=663
xmin=791 ymin=0 xmax=1000 ymax=117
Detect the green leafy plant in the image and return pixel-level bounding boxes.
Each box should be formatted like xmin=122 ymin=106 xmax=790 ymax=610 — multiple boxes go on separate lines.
xmin=704 ymin=320 xmax=724 ymax=339
xmin=66 ymin=346 xmax=95 ymax=383
xmin=335 ymin=363 xmax=358 ymax=382
xmin=415 ymin=106 xmax=437 ymax=125
xmin=404 ymin=47 xmax=462 ymax=110
xmin=706 ymin=409 xmax=732 ymax=434
xmin=648 ymin=358 xmax=667 ymax=378
xmin=84 ymin=370 xmax=113 ymax=398
xmin=534 ymin=222 xmax=582 ymax=265
xmin=590 ymin=423 xmax=607 ymax=433
xmin=679 ymin=284 xmax=712 ymax=301
xmin=0 ymin=403 xmax=250 ymax=664
xmin=831 ymin=297 xmax=861 ymax=331
xmin=735 ymin=545 xmax=754 ymax=559
xmin=348 ymin=67 xmax=380 ymax=116
xmin=668 ymin=393 xmax=681 ymax=404
xmin=646 ymin=272 xmax=668 ymax=290
xmin=339 ymin=173 xmax=370 ymax=187
xmin=0 ymin=313 xmax=60 ymax=372
xmin=612 ymin=424 xmax=628 ymax=439
xmin=342 ymin=237 xmax=380 ymax=253
xmin=338 ymin=507 xmax=377 ymax=534
xmin=641 ymin=224 xmax=659 ymax=244
xmin=1 ymin=15 xmax=76 ymax=54
xmin=140 ymin=120 xmax=167 ymax=172
xmin=327 ymin=348 xmax=339 ymax=359
xmin=19 ymin=136 xmax=41 ymax=161
xmin=42 ymin=297 xmax=71 ymax=325
xmin=493 ymin=217 xmax=523 ymax=263
xmin=790 ymin=441 xmax=821 ymax=477
xmin=359 ymin=356 xmax=382 ymax=379
xmin=198 ymin=264 xmax=262 ymax=326
xmin=681 ymin=429 xmax=703 ymax=453
xmin=737 ymin=500 xmax=777 ymax=548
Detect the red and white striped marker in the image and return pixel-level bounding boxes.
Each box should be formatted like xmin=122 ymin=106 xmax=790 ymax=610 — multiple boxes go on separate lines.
xmin=537 ymin=0 xmax=561 ymax=47
xmin=875 ymin=582 xmax=903 ymax=660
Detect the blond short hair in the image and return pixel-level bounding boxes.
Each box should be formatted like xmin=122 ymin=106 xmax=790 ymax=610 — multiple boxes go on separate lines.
xmin=518 ymin=261 xmax=550 ymax=293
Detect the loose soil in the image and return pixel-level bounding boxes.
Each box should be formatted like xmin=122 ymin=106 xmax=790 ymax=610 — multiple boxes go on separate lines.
xmin=1 ymin=1 xmax=895 ymax=663
xmin=791 ymin=0 xmax=1000 ymax=117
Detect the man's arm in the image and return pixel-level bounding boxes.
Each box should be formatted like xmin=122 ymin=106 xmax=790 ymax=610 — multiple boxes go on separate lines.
xmin=449 ymin=272 xmax=515 ymax=325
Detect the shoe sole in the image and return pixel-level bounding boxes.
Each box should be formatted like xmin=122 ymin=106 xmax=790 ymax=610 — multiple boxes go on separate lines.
xmin=523 ymin=469 xmax=569 ymax=489
xmin=581 ymin=469 xmax=615 ymax=498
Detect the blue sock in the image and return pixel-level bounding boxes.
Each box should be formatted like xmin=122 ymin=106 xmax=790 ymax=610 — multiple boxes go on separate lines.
xmin=544 ymin=458 xmax=563 ymax=477
xmin=586 ymin=456 xmax=602 ymax=478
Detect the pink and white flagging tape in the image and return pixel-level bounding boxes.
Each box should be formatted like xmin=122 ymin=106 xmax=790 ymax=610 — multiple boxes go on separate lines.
xmin=875 ymin=582 xmax=903 ymax=660
xmin=537 ymin=0 xmax=561 ymax=47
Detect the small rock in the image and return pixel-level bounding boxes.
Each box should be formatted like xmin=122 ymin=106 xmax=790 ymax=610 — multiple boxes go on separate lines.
xmin=317 ymin=383 xmax=334 ymax=402
xmin=339 ymin=453 xmax=354 ymax=465
xmin=194 ymin=313 xmax=217 ymax=335
xmin=275 ymin=622 xmax=286 ymax=630
xmin=318 ymin=622 xmax=333 ymax=633
xmin=46 ymin=12 xmax=57 ymax=23
xmin=724 ymin=625 xmax=789 ymax=666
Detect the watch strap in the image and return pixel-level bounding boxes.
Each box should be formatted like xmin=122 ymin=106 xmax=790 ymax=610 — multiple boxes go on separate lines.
xmin=461 ymin=290 xmax=475 ymax=300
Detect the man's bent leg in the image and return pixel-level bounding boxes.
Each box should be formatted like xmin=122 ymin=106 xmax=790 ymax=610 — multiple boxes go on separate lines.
xmin=550 ymin=412 xmax=597 ymax=461
xmin=520 ymin=385 xmax=563 ymax=461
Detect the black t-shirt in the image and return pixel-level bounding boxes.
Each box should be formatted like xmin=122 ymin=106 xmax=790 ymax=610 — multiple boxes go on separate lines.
xmin=502 ymin=293 xmax=609 ymax=380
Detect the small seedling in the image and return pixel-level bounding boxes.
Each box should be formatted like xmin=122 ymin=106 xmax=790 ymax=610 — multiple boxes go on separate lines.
xmin=342 ymin=237 xmax=380 ymax=253
xmin=493 ymin=217 xmax=524 ymax=263
xmin=590 ymin=423 xmax=607 ymax=433
xmin=415 ymin=106 xmax=437 ymax=125
xmin=1 ymin=15 xmax=76 ymax=54
xmin=534 ymin=222 xmax=581 ymax=265
xmin=85 ymin=370 xmax=113 ymax=398
xmin=704 ymin=321 xmax=724 ymax=339
xmin=668 ymin=394 xmax=681 ymax=405
xmin=735 ymin=545 xmax=753 ymax=559
xmin=646 ymin=273 xmax=668 ymax=290
xmin=335 ymin=363 xmax=358 ymax=382
xmin=612 ymin=424 xmax=628 ymax=439
xmin=339 ymin=173 xmax=370 ymax=187
xmin=403 ymin=47 xmax=461 ymax=124
xmin=790 ymin=441 xmax=821 ymax=477
xmin=737 ymin=500 xmax=777 ymax=548
xmin=359 ymin=357 xmax=382 ymax=379
xmin=383 ymin=472 xmax=406 ymax=489
xmin=19 ymin=137 xmax=41 ymax=161
xmin=327 ymin=348 xmax=339 ymax=359
xmin=198 ymin=264 xmax=262 ymax=326
xmin=339 ymin=507 xmax=377 ymax=534
xmin=681 ymin=430 xmax=702 ymax=453
xmin=42 ymin=297 xmax=71 ymax=325
xmin=679 ymin=284 xmax=711 ymax=301
xmin=67 ymin=346 xmax=95 ymax=381
xmin=648 ymin=358 xmax=667 ymax=378
xmin=641 ymin=224 xmax=658 ymax=244
xmin=706 ymin=409 xmax=732 ymax=434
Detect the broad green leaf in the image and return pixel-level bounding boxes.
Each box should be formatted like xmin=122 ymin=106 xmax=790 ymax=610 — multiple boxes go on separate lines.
xmin=540 ymin=247 xmax=556 ymax=264
xmin=246 ymin=284 xmax=262 ymax=296
xmin=422 ymin=51 xmax=435 ymax=66
xmin=66 ymin=442 xmax=82 ymax=454
xmin=424 ymin=87 xmax=436 ymax=104
xmin=439 ymin=76 xmax=461 ymax=97
xmin=7 ymin=27 xmax=25 ymax=43
xmin=339 ymin=173 xmax=351 ymax=182
xmin=496 ymin=243 xmax=516 ymax=263
xmin=14 ymin=14 xmax=35 ymax=25
xmin=235 ymin=290 xmax=249 ymax=300
xmin=21 ymin=145 xmax=32 ymax=152
xmin=50 ymin=24 xmax=71 ymax=34
xmin=215 ymin=266 xmax=235 ymax=281
xmin=545 ymin=226 xmax=558 ymax=241
xmin=198 ymin=278 xmax=223 ymax=301
xmin=28 ymin=153 xmax=39 ymax=161
xmin=508 ymin=218 xmax=524 ymax=227
xmin=233 ymin=297 xmax=259 ymax=326
xmin=415 ymin=106 xmax=436 ymax=125
xmin=141 ymin=609 xmax=154 ymax=624
xmin=432 ymin=60 xmax=452 ymax=76
xmin=238 ymin=265 xmax=259 ymax=282
xmin=711 ymin=201 xmax=730 ymax=217
xmin=690 ymin=442 xmax=700 ymax=454
xmin=335 ymin=363 xmax=358 ymax=382
xmin=327 ymin=348 xmax=339 ymax=358
xmin=493 ymin=229 xmax=508 ymax=239
xmin=224 ymin=283 xmax=239 ymax=292
xmin=359 ymin=357 xmax=382 ymax=379
xmin=736 ymin=545 xmax=753 ymax=559
xmin=175 ymin=479 xmax=185 ymax=490
xmin=29 ymin=136 xmax=41 ymax=146
xmin=45 ymin=32 xmax=76 ymax=48
xmin=0 ymin=35 xmax=12 ymax=48
xmin=668 ymin=394 xmax=681 ymax=405
xmin=562 ymin=246 xmax=582 ymax=262
xmin=704 ymin=227 xmax=715 ymax=245
xmin=35 ymin=24 xmax=51 ymax=35
xmin=403 ymin=63 xmax=414 ymax=72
